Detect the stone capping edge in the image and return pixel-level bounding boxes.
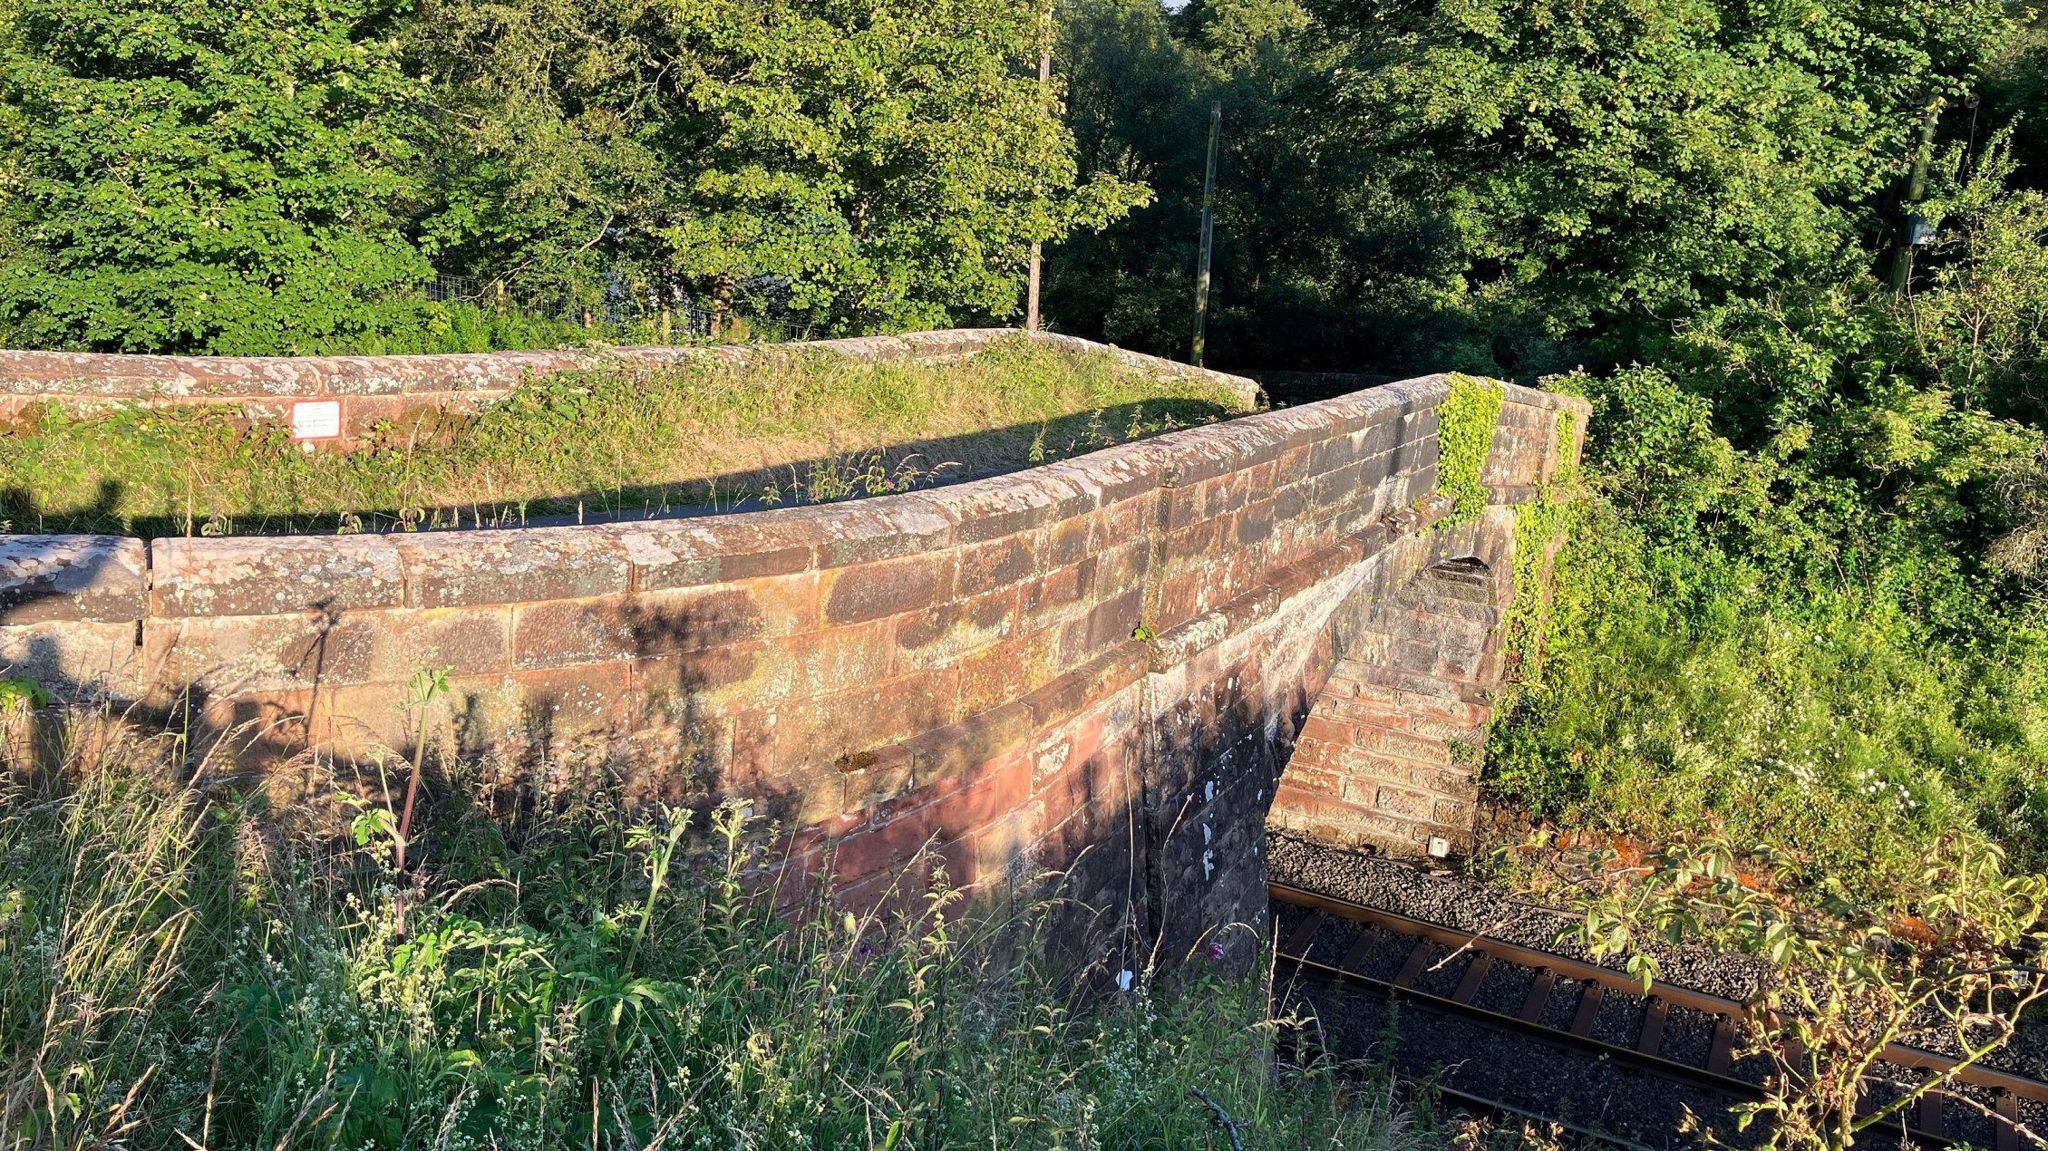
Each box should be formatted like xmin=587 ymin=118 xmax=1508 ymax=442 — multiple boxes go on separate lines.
xmin=1498 ymin=380 xmax=1591 ymax=416
xmin=0 ymin=327 xmax=1265 ymax=410
xmin=0 ymin=368 xmax=1587 ymax=631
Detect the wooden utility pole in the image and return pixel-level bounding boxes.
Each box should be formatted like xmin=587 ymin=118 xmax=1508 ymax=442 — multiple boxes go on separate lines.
xmin=1890 ymin=98 xmax=1942 ymax=295
xmin=1191 ymin=100 xmax=1221 ymax=367
xmin=1026 ymin=41 xmax=1052 ymax=334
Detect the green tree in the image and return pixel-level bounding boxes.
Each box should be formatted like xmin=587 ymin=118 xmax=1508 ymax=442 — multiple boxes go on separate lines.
xmin=419 ymin=0 xmax=1143 ymax=336
xmin=1980 ymin=6 xmax=2047 ymax=192
xmin=1049 ymin=0 xmax=1470 ymax=371
xmin=1319 ymin=0 xmax=2015 ymax=360
xmin=0 ymin=0 xmax=434 ymax=354
xmin=406 ymin=0 xmax=680 ymax=327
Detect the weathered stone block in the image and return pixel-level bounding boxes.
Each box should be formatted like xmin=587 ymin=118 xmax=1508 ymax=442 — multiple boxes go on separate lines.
xmin=0 ymin=619 xmax=142 ymax=698
xmin=512 ymin=599 xmax=638 ymax=670
xmin=605 ymin=519 xmax=814 ymax=589
xmin=955 ymin=536 xmax=1038 ymax=591
xmin=823 ymin=554 xmax=950 ymax=625
xmin=797 ymin=499 xmax=954 ymax=568
xmin=897 ymin=587 xmax=1016 ymax=665
xmin=510 ymin=661 xmax=637 ymax=731
xmin=628 ymin=580 xmax=816 ymax=656
xmin=147 ymin=612 xmax=375 ymax=694
xmin=0 ymin=536 xmax=147 ymax=624
xmin=398 ymin=528 xmax=630 ymax=608
xmin=632 ymin=643 xmax=767 ymax=716
xmin=1040 ymin=514 xmax=1093 ymax=569
xmin=958 ymin=628 xmax=1062 ymax=716
xmin=1019 ymin=558 xmax=1093 ymax=620
xmin=911 ymin=470 xmax=1092 ymax=547
xmin=356 ymin=607 xmax=511 ymax=680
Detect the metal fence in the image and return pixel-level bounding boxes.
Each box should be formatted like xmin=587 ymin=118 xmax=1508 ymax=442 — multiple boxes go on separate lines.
xmin=423 ymin=272 xmax=715 ymax=340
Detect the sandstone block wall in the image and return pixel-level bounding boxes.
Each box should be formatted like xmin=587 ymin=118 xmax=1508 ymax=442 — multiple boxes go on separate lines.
xmin=1267 ymin=513 xmax=1515 ymax=855
xmin=0 ymin=346 xmax=1585 ymax=973
xmin=1267 ymin=378 xmax=1588 ymax=859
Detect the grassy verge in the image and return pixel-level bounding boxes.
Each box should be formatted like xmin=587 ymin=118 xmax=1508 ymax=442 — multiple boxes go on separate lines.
xmin=1481 ymin=371 xmax=2048 ymax=913
xmin=0 ymin=337 xmax=1252 ymax=537
xmin=0 ymin=715 xmax=1449 ymax=1151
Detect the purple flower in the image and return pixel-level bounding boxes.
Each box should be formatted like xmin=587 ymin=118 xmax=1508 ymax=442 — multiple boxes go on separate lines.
xmin=1206 ymin=941 xmax=1226 ymax=961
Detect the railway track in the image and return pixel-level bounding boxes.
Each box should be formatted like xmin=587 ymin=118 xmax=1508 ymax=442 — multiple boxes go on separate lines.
xmin=1270 ymin=881 xmax=2048 ymax=1149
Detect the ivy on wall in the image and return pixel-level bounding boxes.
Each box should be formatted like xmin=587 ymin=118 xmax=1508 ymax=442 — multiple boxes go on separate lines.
xmin=1435 ymin=373 xmax=1505 ymax=522
xmin=1493 ymin=408 xmax=1589 ymax=685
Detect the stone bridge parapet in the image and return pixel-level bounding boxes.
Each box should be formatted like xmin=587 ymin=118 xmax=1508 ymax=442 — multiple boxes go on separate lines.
xmin=0 ymin=335 xmax=1585 ymax=973
xmin=0 ymin=328 xmax=1262 ymax=436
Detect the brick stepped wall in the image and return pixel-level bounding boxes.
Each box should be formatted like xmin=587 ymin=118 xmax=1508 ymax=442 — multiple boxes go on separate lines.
xmin=0 ymin=346 xmax=1584 ymax=974
xmin=1268 ymin=535 xmax=1513 ymax=855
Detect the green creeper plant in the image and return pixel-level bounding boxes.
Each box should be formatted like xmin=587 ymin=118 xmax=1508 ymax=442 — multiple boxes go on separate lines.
xmin=1435 ymin=373 xmax=1503 ymax=523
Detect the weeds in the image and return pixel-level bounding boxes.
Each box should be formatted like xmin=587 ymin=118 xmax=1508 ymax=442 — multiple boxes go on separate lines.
xmin=0 ymin=338 xmax=1248 ymax=537
xmin=0 ymin=711 xmax=1444 ymax=1151
xmin=757 ymin=452 xmax=956 ymax=507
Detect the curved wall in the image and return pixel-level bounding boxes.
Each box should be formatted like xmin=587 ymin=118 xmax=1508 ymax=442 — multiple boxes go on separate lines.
xmin=0 ymin=328 xmax=1263 ymax=435
xmin=0 ymin=340 xmax=1584 ymax=970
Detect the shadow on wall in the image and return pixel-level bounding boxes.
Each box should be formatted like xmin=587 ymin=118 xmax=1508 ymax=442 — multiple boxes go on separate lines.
xmin=7 ymin=400 xmax=1245 ymax=538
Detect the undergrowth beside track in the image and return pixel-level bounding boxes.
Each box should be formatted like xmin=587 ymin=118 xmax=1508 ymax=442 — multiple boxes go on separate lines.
xmin=0 ymin=715 xmax=1463 ymax=1151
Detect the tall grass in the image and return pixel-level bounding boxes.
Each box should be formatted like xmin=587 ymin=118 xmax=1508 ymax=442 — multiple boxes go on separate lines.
xmin=0 ymin=337 xmax=1249 ymax=537
xmin=0 ymin=714 xmax=1443 ymax=1151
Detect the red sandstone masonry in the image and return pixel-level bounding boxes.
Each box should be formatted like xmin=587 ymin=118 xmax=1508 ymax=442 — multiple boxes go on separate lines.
xmin=0 ymin=341 xmax=1586 ymax=934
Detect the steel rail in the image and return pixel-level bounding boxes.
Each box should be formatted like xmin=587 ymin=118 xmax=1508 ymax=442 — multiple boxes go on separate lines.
xmin=1270 ymin=881 xmax=2044 ymax=1150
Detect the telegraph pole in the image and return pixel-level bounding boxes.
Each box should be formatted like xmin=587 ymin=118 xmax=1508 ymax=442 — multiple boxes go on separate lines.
xmin=1026 ymin=11 xmax=1052 ymax=333
xmin=1890 ymin=98 xmax=1942 ymax=295
xmin=1190 ymin=100 xmax=1221 ymax=366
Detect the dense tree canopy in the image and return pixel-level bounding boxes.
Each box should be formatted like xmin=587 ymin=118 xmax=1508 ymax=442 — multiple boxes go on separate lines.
xmin=1048 ymin=0 xmax=2031 ymax=374
xmin=0 ymin=0 xmax=1139 ymax=352
xmin=0 ymin=0 xmax=433 ymax=353
xmin=415 ymin=0 xmax=1144 ymax=336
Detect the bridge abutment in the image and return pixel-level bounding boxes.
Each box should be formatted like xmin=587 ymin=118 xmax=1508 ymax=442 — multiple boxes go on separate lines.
xmin=1268 ymin=512 xmax=1515 ymax=857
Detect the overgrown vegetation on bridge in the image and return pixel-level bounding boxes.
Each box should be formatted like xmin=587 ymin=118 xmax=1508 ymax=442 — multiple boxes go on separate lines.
xmin=0 ymin=339 xmax=1248 ymax=536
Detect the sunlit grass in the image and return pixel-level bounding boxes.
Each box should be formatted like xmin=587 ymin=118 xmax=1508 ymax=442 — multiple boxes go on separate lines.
xmin=0 ymin=337 xmax=1251 ymax=537
xmin=0 ymin=709 xmax=1446 ymax=1151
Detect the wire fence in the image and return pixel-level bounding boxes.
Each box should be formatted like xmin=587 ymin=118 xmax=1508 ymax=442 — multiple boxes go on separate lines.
xmin=423 ymin=272 xmax=716 ymax=340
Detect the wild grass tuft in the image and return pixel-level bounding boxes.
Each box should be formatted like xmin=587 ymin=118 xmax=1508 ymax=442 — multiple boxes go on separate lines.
xmin=0 ymin=713 xmax=1446 ymax=1151
xmin=0 ymin=338 xmax=1249 ymax=537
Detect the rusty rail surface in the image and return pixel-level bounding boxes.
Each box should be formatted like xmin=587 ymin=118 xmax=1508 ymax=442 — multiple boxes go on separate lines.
xmin=1270 ymin=881 xmax=2048 ymax=1149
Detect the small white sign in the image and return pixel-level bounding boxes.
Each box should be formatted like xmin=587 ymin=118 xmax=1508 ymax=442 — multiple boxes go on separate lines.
xmin=291 ymin=400 xmax=342 ymax=440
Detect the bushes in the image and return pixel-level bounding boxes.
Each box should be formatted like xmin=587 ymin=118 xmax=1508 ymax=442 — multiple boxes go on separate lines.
xmin=0 ymin=724 xmax=1439 ymax=1150
xmin=1487 ymin=333 xmax=2048 ymax=913
xmin=1488 ymin=496 xmax=2048 ymax=906
xmin=1482 ymin=136 xmax=2048 ymax=909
